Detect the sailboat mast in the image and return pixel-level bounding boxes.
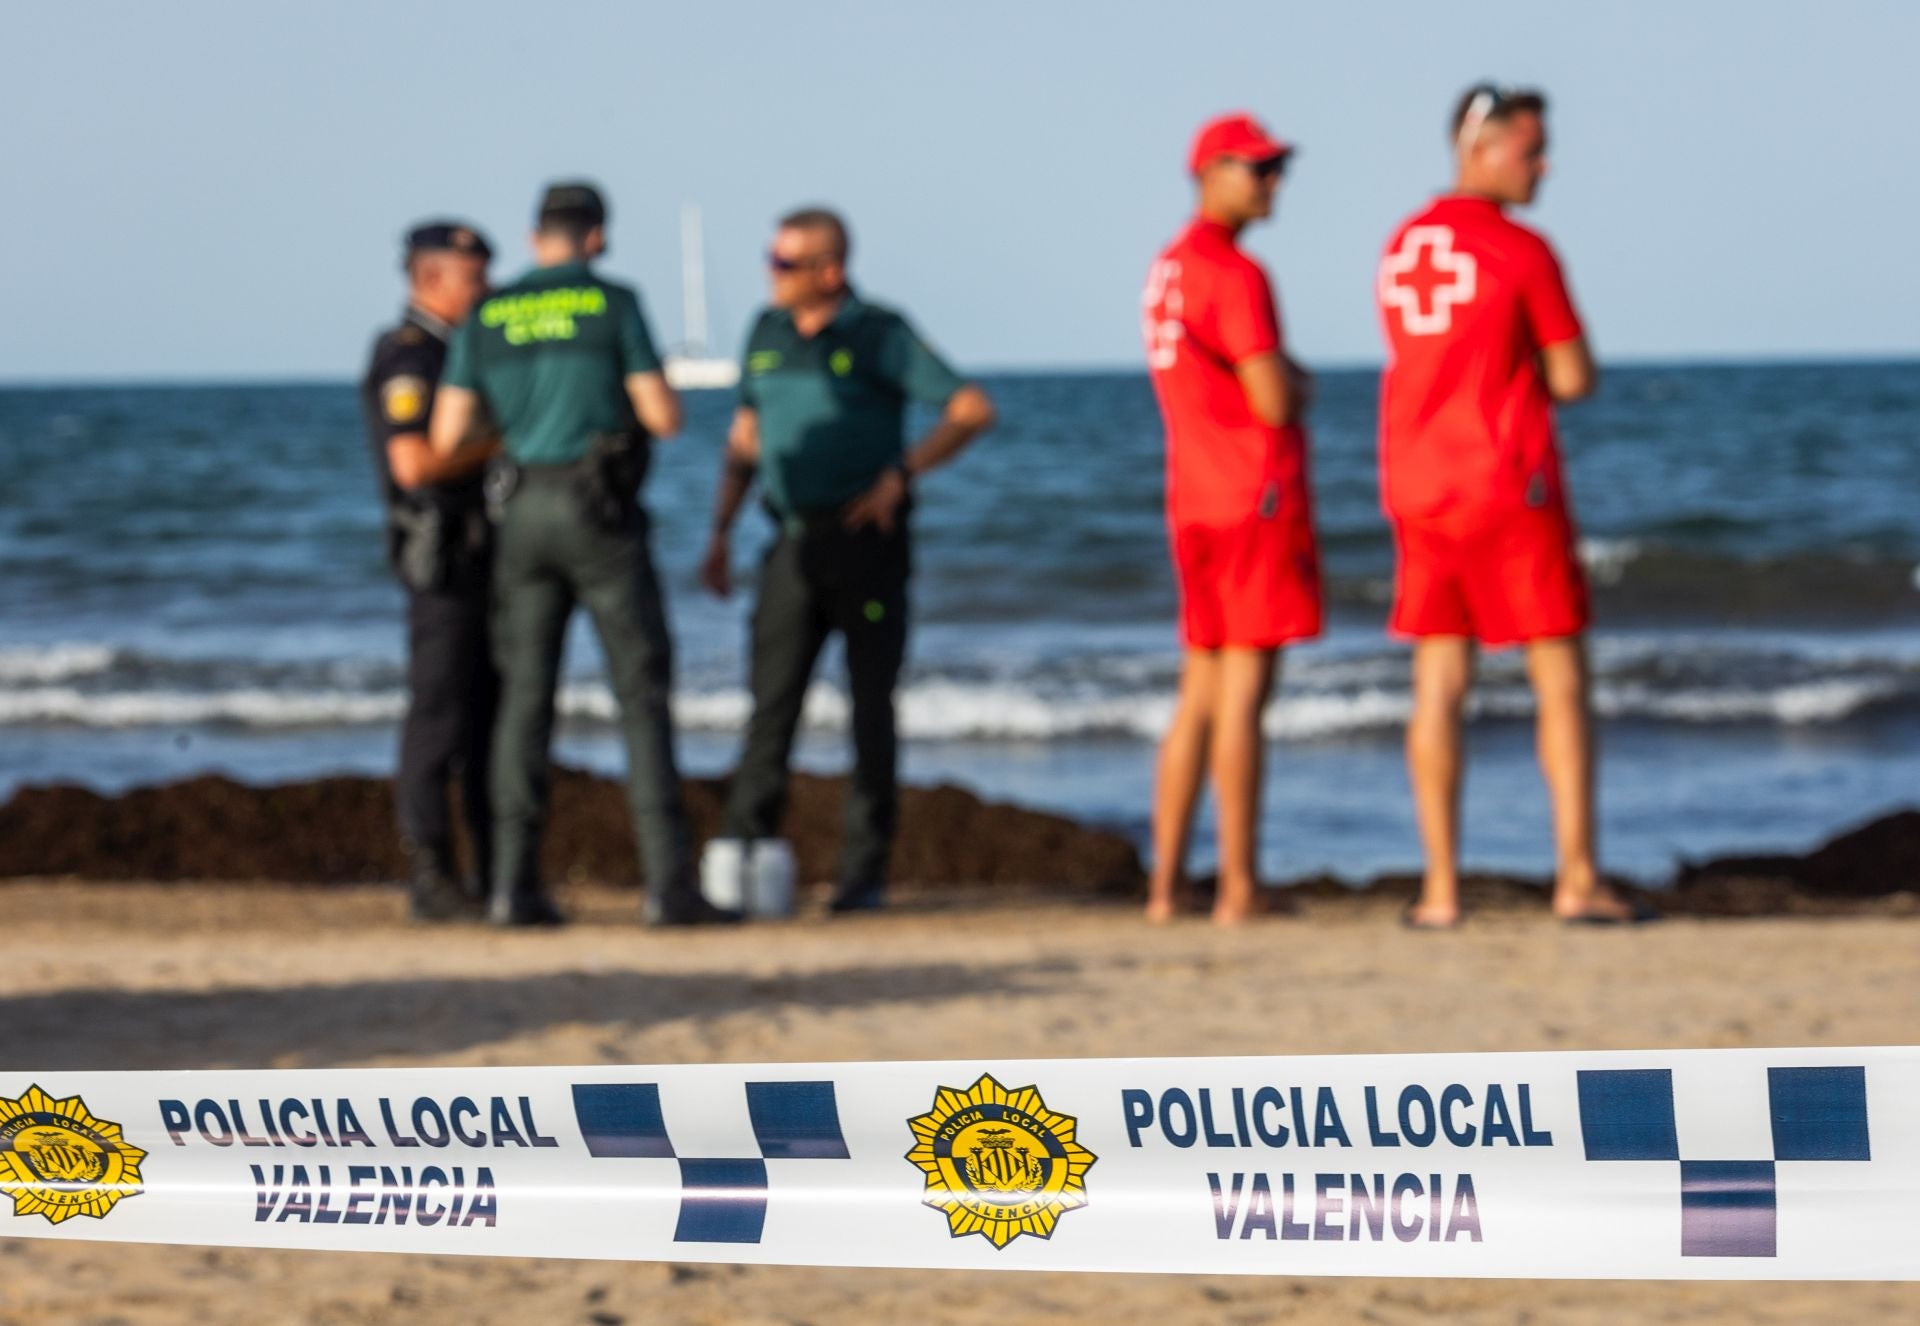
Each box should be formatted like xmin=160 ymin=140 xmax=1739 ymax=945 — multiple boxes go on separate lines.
xmin=662 ymin=201 xmax=739 ymax=389
xmin=681 ymin=201 xmax=709 ymax=357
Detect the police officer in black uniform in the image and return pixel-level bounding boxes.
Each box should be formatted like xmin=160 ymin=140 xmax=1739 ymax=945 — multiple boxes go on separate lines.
xmin=359 ymin=221 xmax=499 ymax=919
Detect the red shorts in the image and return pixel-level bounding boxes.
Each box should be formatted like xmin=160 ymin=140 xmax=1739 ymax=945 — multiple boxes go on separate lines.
xmin=1172 ymin=514 xmax=1322 ymax=649
xmin=1390 ymin=506 xmax=1590 ymax=645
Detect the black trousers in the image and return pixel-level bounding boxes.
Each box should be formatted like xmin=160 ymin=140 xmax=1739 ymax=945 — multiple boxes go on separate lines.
xmin=396 ymin=581 xmax=498 ymax=878
xmin=721 ymin=517 xmax=910 ymax=891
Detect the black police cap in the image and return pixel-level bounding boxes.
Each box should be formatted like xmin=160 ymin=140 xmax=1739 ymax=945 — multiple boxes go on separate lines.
xmin=405 ymin=220 xmax=493 ymax=261
xmin=538 ymin=181 xmax=608 ymax=228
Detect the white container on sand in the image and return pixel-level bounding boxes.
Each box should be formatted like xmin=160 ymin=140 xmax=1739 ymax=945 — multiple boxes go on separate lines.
xmin=747 ymin=839 xmax=796 ymax=917
xmin=699 ymin=839 xmax=748 ymax=912
xmin=700 ymin=838 xmax=797 ymax=918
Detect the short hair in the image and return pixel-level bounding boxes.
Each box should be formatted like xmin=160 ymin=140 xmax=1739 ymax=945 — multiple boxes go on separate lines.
xmin=537 ymin=182 xmax=607 ymax=244
xmin=778 ymin=207 xmax=851 ymax=263
xmin=537 ymin=210 xmax=600 ymax=245
xmin=1450 ymin=85 xmax=1547 ymax=141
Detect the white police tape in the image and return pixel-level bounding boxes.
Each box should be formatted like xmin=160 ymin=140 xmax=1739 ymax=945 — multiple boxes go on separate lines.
xmin=3 ymin=1047 xmax=1915 ymax=1280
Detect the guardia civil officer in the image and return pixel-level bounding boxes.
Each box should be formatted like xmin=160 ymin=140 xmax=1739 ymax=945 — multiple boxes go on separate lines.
xmin=360 ymin=221 xmax=498 ymax=921
xmin=700 ymin=208 xmax=996 ymax=912
xmin=430 ymin=183 xmax=726 ymax=928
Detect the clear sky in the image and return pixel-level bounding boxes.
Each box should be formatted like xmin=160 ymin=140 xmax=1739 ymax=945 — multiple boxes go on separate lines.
xmin=7 ymin=1 xmax=1916 ymax=380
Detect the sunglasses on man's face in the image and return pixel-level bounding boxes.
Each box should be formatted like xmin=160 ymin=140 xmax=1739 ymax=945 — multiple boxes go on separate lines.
xmin=1232 ymin=155 xmax=1287 ymax=181
xmin=768 ymin=251 xmax=828 ymax=274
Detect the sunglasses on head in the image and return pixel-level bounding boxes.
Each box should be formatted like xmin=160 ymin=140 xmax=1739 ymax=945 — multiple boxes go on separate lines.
xmin=1457 ymin=83 xmax=1522 ymax=145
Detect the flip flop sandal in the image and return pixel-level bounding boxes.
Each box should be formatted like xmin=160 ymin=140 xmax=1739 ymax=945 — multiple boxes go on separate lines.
xmin=1560 ymin=899 xmax=1661 ymax=926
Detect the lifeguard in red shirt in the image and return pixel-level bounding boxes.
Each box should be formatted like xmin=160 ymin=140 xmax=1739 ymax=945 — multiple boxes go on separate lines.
xmin=1377 ymin=84 xmax=1645 ymax=927
xmin=1142 ymin=111 xmax=1322 ymax=926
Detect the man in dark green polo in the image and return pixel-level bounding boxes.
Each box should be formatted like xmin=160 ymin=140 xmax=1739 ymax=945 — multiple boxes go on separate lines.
xmin=431 ymin=181 xmax=725 ymax=928
xmin=700 ymin=207 xmax=996 ymax=912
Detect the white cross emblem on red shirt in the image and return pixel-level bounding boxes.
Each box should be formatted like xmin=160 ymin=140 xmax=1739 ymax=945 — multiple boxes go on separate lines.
xmin=1379 ymin=225 xmax=1477 ymax=336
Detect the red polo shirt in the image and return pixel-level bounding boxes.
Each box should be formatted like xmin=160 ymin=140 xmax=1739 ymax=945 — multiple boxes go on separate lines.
xmin=1144 ymin=216 xmax=1308 ymax=529
xmin=1376 ymin=195 xmax=1583 ymax=529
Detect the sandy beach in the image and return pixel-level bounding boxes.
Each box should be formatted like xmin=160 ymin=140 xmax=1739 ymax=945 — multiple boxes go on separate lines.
xmin=3 ymin=876 xmax=1915 ymax=1324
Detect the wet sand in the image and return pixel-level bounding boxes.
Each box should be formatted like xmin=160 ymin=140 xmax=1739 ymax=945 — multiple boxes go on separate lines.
xmin=2 ymin=878 xmax=1915 ymax=1324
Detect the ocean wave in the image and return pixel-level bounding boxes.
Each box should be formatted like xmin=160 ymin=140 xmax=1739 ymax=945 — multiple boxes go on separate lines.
xmin=576 ymin=672 xmax=1915 ymax=738
xmin=0 ymin=686 xmax=406 ymax=728
xmin=6 ymin=627 xmax=1919 ymax=738
xmin=1319 ymin=540 xmax=1920 ymax=622
xmin=0 ymin=644 xmax=117 ymax=683
xmin=1593 ymin=678 xmax=1906 ymax=725
xmin=5 ymin=670 xmax=1912 ymax=739
xmin=1577 ymin=537 xmax=1644 ymax=587
xmin=1577 ymin=543 xmax=1920 ymax=621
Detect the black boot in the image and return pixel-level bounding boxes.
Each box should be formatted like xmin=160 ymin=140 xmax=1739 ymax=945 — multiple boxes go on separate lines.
xmin=826 ymin=881 xmax=886 ymax=915
xmin=487 ymin=869 xmax=566 ymax=928
xmin=462 ymin=839 xmax=492 ymax=906
xmin=407 ymin=842 xmax=481 ymax=922
xmin=645 ymin=868 xmax=741 ymax=928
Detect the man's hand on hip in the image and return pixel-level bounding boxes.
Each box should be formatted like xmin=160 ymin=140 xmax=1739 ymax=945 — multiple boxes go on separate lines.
xmin=842 ymin=466 xmax=908 ymax=533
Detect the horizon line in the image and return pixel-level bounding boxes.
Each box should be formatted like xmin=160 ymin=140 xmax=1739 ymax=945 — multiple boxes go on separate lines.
xmin=1 ymin=349 xmax=1916 ymax=391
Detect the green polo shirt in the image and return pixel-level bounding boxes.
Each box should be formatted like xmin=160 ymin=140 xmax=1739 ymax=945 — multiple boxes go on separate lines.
xmin=739 ymin=292 xmax=965 ymax=515
xmin=442 ymin=261 xmax=662 ymax=465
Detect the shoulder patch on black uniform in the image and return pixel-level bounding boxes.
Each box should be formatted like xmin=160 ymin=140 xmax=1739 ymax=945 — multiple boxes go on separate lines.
xmin=381 ymin=375 xmax=430 ymax=425
xmin=395 ymin=325 xmax=427 ymax=345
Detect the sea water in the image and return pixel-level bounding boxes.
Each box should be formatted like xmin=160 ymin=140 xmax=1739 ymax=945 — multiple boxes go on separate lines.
xmin=3 ymin=362 xmax=1917 ymax=881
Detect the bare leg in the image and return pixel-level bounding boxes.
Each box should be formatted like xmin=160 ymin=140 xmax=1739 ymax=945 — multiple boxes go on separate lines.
xmin=1209 ymin=648 xmax=1278 ymax=926
xmin=1528 ymin=635 xmax=1633 ymax=919
xmin=1147 ymin=650 xmax=1218 ymax=922
xmin=1407 ymin=637 xmax=1473 ymax=927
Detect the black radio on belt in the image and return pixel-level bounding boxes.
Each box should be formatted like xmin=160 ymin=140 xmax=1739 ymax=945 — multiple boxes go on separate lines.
xmin=388 ymin=490 xmax=490 ymax=593
xmin=573 ymin=428 xmax=651 ymax=532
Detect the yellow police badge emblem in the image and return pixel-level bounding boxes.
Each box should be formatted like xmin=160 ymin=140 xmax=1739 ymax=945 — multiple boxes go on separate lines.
xmin=0 ymin=1085 xmax=145 ymax=1223
xmin=382 ymin=375 xmax=429 ymax=426
xmin=906 ymin=1073 xmax=1095 ymax=1248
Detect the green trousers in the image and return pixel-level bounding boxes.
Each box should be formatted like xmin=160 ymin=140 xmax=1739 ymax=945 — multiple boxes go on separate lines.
xmin=720 ymin=515 xmax=910 ymax=892
xmin=490 ymin=471 xmax=693 ymax=906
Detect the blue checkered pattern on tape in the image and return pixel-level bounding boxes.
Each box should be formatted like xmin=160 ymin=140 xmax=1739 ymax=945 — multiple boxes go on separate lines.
xmin=571 ymin=1082 xmax=849 ymax=1243
xmin=1576 ymin=1065 xmax=1870 ymax=1257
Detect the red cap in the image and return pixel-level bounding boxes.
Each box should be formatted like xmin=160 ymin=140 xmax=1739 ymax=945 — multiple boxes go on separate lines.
xmin=1187 ymin=112 xmax=1293 ymax=176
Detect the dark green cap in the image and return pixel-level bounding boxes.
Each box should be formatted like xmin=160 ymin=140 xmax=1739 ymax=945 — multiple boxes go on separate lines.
xmin=538 ymin=181 xmax=608 ymax=229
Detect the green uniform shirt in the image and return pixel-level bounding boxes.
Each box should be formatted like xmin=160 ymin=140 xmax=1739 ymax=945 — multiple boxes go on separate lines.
xmin=443 ymin=261 xmax=662 ymax=465
xmin=739 ymin=292 xmax=964 ymax=515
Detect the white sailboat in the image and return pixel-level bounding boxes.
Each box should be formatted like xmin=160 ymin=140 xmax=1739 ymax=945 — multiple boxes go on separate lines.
xmin=663 ymin=203 xmax=740 ymax=391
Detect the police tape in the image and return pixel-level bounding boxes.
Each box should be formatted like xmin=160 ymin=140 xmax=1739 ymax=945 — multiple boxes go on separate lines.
xmin=3 ymin=1047 xmax=1915 ymax=1280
